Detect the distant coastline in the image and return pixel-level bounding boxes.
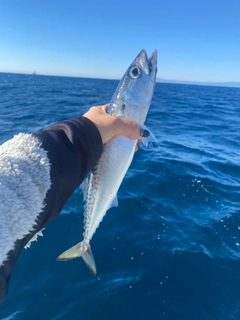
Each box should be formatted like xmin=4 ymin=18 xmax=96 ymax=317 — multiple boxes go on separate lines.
xmin=157 ymin=78 xmax=240 ymax=88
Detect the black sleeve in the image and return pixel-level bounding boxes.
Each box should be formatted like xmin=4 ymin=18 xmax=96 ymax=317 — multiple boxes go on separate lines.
xmin=0 ymin=116 xmax=102 ymax=302
xmin=32 ymin=115 xmax=103 ymax=230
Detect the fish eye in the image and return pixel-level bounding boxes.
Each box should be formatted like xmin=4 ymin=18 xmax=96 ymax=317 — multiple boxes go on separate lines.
xmin=129 ymin=65 xmax=142 ymax=79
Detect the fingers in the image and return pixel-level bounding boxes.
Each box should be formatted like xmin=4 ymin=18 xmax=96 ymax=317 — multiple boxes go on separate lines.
xmin=117 ymin=118 xmax=141 ymax=140
xmin=84 ymin=104 xmax=150 ymax=146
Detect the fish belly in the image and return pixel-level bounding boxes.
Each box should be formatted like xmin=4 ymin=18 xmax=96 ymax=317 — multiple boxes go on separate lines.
xmin=83 ymin=136 xmax=137 ymax=242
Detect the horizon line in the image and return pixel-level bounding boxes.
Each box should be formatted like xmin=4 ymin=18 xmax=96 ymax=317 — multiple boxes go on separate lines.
xmin=0 ymin=71 xmax=240 ymax=89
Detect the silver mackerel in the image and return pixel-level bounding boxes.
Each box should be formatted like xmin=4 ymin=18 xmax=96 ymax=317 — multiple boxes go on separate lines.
xmin=57 ymin=49 xmax=158 ymax=275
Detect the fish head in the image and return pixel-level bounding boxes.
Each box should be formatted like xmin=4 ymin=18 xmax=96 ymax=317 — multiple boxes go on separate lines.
xmin=108 ymin=49 xmax=157 ymax=126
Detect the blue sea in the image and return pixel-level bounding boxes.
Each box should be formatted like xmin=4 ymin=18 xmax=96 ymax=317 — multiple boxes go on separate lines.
xmin=0 ymin=72 xmax=240 ymax=320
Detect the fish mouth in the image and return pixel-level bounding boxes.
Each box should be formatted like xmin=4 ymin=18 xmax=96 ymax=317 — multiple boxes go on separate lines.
xmin=136 ymin=49 xmax=157 ymax=77
xmin=148 ymin=50 xmax=158 ymax=79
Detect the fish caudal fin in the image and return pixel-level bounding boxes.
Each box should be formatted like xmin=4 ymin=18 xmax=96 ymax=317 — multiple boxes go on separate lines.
xmin=57 ymin=242 xmax=97 ymax=276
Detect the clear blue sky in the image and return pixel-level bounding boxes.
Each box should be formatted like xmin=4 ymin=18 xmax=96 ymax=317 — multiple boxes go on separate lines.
xmin=1 ymin=0 xmax=240 ymax=82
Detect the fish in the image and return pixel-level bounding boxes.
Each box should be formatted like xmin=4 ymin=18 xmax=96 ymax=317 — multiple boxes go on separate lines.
xmin=57 ymin=49 xmax=158 ymax=275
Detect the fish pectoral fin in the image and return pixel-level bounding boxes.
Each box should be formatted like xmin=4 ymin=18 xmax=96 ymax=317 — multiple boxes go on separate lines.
xmin=57 ymin=242 xmax=97 ymax=276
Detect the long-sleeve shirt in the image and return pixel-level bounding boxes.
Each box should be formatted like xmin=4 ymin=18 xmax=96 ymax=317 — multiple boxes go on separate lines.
xmin=0 ymin=116 xmax=102 ymax=302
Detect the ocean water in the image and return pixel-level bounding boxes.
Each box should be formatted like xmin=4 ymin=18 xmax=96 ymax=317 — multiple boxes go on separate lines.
xmin=0 ymin=73 xmax=240 ymax=319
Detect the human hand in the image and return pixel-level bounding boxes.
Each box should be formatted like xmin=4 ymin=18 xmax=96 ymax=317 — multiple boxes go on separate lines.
xmin=83 ymin=104 xmax=149 ymax=145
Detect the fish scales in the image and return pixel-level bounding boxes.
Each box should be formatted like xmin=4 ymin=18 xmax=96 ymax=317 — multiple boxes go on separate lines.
xmin=83 ymin=136 xmax=137 ymax=243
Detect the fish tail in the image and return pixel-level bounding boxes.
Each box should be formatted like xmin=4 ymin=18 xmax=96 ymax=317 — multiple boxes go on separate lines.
xmin=57 ymin=241 xmax=97 ymax=276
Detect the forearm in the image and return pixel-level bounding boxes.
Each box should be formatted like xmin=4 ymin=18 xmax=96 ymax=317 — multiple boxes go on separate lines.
xmin=32 ymin=115 xmax=103 ymax=229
